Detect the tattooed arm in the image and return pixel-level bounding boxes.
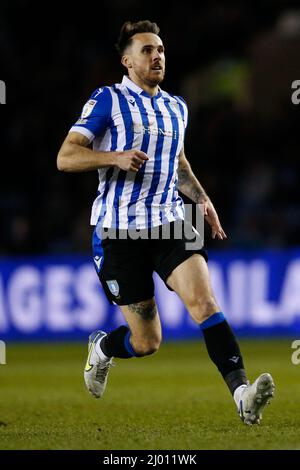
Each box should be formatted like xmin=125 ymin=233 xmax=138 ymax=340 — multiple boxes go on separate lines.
xmin=177 ymin=147 xmax=209 ymax=203
xmin=177 ymin=147 xmax=227 ymax=240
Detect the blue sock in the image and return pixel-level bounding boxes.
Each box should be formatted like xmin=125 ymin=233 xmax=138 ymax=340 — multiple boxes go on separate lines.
xmin=124 ymin=330 xmax=141 ymax=357
xmin=100 ymin=325 xmax=140 ymax=358
xmin=200 ymin=311 xmax=226 ymax=330
xmin=200 ymin=312 xmax=247 ymax=394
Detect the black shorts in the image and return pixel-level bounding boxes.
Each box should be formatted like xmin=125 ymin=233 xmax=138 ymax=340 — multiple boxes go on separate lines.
xmin=92 ymin=220 xmax=208 ymax=306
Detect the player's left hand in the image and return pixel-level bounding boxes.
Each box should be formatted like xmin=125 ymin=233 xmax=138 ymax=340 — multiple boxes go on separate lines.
xmin=199 ymin=199 xmax=227 ymax=240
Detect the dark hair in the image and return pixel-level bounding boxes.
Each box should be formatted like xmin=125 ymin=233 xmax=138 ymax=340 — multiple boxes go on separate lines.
xmin=115 ymin=20 xmax=160 ymax=55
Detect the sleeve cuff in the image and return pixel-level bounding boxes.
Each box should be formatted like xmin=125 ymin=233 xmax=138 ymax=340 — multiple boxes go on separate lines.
xmin=69 ymin=126 xmax=95 ymax=143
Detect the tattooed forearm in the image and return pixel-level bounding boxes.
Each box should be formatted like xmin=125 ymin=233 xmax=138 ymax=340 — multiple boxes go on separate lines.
xmin=190 ymin=185 xmax=207 ymax=204
xmin=177 ymin=167 xmax=191 ymax=186
xmin=177 ymin=165 xmax=208 ymax=204
xmin=177 ymin=148 xmax=209 ymax=203
xmin=128 ymin=299 xmax=157 ymax=321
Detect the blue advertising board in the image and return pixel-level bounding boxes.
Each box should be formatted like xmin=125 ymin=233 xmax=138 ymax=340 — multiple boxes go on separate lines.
xmin=1 ymin=250 xmax=300 ymax=341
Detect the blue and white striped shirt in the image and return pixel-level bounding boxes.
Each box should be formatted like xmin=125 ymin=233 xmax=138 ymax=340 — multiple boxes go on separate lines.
xmin=70 ymin=75 xmax=188 ymax=229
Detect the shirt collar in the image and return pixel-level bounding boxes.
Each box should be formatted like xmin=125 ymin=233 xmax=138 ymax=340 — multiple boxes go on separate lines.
xmin=121 ymin=75 xmax=162 ymax=99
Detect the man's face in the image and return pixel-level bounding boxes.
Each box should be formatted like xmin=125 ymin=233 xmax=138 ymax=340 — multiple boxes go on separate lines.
xmin=123 ymin=32 xmax=165 ymax=87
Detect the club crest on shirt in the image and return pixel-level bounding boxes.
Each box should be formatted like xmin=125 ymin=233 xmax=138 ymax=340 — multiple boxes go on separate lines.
xmin=81 ymin=99 xmax=97 ymax=118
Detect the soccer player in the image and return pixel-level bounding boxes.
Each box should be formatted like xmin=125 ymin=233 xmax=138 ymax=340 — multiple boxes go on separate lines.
xmin=57 ymin=20 xmax=275 ymax=425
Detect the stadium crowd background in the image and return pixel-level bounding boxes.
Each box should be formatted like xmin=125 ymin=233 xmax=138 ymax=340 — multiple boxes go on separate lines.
xmin=1 ymin=0 xmax=300 ymax=256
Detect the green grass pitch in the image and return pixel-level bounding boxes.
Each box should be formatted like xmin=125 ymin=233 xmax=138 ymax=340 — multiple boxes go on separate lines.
xmin=0 ymin=339 xmax=299 ymax=450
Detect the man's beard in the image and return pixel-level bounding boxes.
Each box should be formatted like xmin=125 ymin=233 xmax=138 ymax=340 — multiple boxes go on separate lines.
xmin=138 ymin=69 xmax=165 ymax=87
xmin=148 ymin=75 xmax=164 ymax=86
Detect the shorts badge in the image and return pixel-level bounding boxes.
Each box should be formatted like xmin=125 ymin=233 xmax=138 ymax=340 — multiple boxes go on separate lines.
xmin=106 ymin=280 xmax=120 ymax=297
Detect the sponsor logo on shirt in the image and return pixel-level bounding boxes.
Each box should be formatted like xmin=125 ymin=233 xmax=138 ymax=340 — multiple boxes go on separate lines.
xmin=132 ymin=123 xmax=177 ymax=139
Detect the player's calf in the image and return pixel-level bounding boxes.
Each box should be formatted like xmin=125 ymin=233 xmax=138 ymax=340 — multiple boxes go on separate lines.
xmin=186 ymin=295 xmax=220 ymax=324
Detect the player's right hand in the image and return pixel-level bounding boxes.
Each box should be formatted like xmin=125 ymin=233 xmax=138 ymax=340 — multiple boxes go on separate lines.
xmin=115 ymin=150 xmax=149 ymax=172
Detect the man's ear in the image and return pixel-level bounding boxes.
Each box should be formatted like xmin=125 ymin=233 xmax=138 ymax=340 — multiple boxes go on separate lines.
xmin=121 ymin=54 xmax=132 ymax=69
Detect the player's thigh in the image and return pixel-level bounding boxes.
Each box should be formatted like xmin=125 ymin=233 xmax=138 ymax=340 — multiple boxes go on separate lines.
xmin=119 ymin=297 xmax=162 ymax=344
xmin=167 ymin=253 xmax=219 ymax=320
xmin=94 ymin=231 xmax=155 ymax=306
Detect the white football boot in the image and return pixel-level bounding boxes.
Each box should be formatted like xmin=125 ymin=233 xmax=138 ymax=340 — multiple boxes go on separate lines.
xmin=238 ymin=373 xmax=275 ymax=425
xmin=84 ymin=330 xmax=114 ymax=398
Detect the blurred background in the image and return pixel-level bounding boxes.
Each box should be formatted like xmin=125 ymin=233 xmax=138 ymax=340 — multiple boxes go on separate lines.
xmin=1 ymin=0 xmax=300 ymax=340
xmin=1 ymin=0 xmax=300 ymax=452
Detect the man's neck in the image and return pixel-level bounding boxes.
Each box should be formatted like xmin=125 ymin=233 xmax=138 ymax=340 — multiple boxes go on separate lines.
xmin=127 ymin=73 xmax=159 ymax=97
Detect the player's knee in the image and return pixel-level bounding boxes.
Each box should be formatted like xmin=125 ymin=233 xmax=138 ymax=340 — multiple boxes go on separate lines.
xmin=187 ymin=295 xmax=219 ymax=323
xmin=132 ymin=336 xmax=161 ymax=356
